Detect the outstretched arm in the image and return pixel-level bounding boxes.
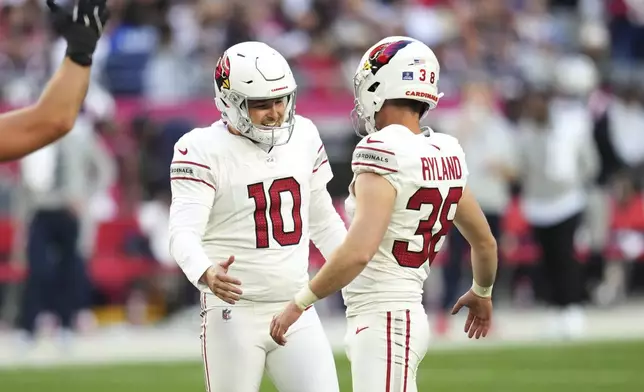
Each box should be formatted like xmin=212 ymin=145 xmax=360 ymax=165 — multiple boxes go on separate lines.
xmin=0 ymin=59 xmax=90 ymax=162
xmin=303 ymin=173 xmax=395 ymax=302
xmin=0 ymin=0 xmax=108 ymax=162
xmin=270 ymin=172 xmax=395 ymax=345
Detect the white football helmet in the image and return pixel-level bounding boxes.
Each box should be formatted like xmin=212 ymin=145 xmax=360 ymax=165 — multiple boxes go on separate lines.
xmin=214 ymin=41 xmax=297 ymax=146
xmin=352 ymin=36 xmax=443 ymax=135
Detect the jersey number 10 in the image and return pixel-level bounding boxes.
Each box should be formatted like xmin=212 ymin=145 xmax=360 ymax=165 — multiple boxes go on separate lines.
xmin=392 ymin=187 xmax=463 ymax=269
xmin=247 ymin=177 xmax=303 ymax=248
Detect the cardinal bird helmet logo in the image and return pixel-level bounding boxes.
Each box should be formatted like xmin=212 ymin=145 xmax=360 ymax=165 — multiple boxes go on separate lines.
xmin=362 ymin=40 xmax=413 ymax=75
xmin=215 ymin=52 xmax=231 ymax=90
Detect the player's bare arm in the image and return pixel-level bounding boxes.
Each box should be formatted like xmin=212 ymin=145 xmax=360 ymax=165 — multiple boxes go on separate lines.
xmin=450 ymin=186 xmax=498 ymax=339
xmin=270 ymin=172 xmax=395 ymax=345
xmin=306 ymin=173 xmax=395 ymax=299
xmin=0 ymin=0 xmax=109 ymax=162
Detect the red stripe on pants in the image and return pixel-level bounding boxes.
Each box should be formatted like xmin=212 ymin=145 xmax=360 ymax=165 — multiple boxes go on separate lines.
xmin=201 ymin=293 xmax=212 ymax=392
xmin=403 ymin=309 xmax=411 ymax=391
xmin=386 ymin=311 xmax=392 ymax=392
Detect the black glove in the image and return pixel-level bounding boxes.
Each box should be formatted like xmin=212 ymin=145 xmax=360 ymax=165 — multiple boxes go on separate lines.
xmin=47 ymin=0 xmax=110 ymax=67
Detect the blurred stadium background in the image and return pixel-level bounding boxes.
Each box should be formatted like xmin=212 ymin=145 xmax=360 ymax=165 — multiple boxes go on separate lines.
xmin=1 ymin=0 xmax=644 ymax=390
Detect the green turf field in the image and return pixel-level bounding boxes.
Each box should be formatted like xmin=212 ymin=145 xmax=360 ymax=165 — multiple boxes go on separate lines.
xmin=1 ymin=340 xmax=643 ymax=391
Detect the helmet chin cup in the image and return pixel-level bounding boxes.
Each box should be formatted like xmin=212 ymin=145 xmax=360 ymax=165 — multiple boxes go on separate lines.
xmin=351 ymin=99 xmax=375 ymax=138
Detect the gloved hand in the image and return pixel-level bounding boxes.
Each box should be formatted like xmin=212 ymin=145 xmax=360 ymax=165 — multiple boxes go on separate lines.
xmin=47 ymin=0 xmax=110 ymax=67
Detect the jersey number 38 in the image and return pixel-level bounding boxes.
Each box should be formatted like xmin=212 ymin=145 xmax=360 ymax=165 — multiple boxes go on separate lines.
xmin=392 ymin=187 xmax=463 ymax=268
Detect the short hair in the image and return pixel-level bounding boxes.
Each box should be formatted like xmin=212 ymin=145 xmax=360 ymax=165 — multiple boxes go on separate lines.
xmin=384 ymin=99 xmax=429 ymax=118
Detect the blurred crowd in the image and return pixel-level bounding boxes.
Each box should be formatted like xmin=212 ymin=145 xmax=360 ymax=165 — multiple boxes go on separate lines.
xmin=1 ymin=0 xmax=643 ymax=102
xmin=0 ymin=0 xmax=644 ymax=334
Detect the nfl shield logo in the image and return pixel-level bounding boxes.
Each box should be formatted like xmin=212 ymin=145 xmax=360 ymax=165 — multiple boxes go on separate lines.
xmin=402 ymin=71 xmax=413 ymax=80
xmin=222 ymin=308 xmax=232 ymax=321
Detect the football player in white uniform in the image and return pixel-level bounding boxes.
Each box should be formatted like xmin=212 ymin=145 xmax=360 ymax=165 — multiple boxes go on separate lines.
xmin=168 ymin=42 xmax=346 ymax=392
xmin=270 ymin=37 xmax=498 ymax=392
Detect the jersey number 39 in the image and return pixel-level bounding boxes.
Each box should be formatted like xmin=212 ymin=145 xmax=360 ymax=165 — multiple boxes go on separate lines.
xmin=392 ymin=187 xmax=463 ymax=268
xmin=247 ymin=177 xmax=302 ymax=248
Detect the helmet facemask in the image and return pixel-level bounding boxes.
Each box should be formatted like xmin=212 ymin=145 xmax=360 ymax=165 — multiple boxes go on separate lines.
xmin=218 ymin=88 xmax=297 ymax=146
xmin=351 ymin=68 xmax=386 ymax=138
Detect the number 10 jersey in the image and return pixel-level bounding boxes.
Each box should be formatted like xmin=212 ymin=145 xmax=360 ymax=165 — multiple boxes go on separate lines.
xmin=169 ymin=116 xmax=333 ymax=302
xmin=343 ymin=125 xmax=469 ymax=316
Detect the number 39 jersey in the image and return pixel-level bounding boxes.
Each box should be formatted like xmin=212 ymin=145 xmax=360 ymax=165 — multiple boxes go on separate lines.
xmin=170 ymin=116 xmax=332 ymax=302
xmin=342 ymin=125 xmax=469 ymax=316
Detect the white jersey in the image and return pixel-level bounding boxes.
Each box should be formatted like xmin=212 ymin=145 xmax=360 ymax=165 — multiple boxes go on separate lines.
xmin=169 ymin=116 xmax=335 ymax=302
xmin=343 ymin=125 xmax=469 ymax=316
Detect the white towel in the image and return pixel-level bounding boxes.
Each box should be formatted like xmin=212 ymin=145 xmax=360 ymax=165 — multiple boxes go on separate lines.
xmin=546 ymin=101 xmax=590 ymax=183
xmin=608 ymin=99 xmax=644 ymax=166
xmin=20 ymin=144 xmax=58 ymax=193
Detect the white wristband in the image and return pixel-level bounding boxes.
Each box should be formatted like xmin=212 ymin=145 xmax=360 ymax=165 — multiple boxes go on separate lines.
xmin=293 ymin=285 xmax=319 ymax=311
xmin=471 ymin=280 xmax=493 ymax=298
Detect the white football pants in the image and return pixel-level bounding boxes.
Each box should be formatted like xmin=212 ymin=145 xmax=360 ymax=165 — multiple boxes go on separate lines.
xmin=200 ymin=293 xmax=340 ymax=392
xmin=345 ymin=307 xmax=430 ymax=392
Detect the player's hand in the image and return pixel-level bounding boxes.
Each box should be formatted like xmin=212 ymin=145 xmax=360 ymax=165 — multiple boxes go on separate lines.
xmin=201 ymin=256 xmax=242 ymax=305
xmin=47 ymin=0 xmax=110 ymax=66
xmin=269 ymin=301 xmax=303 ymax=346
xmin=451 ymin=289 xmax=493 ymax=339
